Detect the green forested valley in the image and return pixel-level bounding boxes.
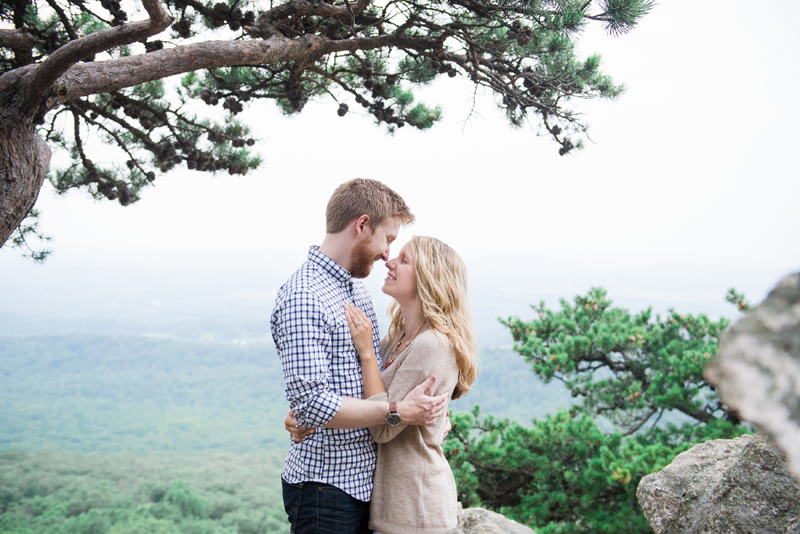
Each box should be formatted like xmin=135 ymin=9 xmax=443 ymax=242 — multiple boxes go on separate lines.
xmin=0 ymin=450 xmax=288 ymax=534
xmin=0 ymin=336 xmax=566 ymax=453
xmin=0 ymin=336 xmax=289 ymax=453
xmin=0 ymin=336 xmax=295 ymax=533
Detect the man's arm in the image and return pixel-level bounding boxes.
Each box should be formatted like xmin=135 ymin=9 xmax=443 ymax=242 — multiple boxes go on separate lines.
xmin=273 ymin=291 xmax=343 ymax=428
xmin=324 ymin=375 xmax=448 ymax=428
xmin=285 ymin=375 xmax=449 ymax=440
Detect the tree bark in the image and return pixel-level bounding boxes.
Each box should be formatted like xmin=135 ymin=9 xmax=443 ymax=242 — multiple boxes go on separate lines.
xmin=0 ymin=29 xmax=43 ymax=52
xmin=0 ymin=118 xmax=51 ymax=246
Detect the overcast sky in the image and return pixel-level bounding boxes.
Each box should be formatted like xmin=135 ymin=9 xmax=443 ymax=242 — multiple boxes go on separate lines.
xmin=2 ymin=0 xmax=799 ymax=313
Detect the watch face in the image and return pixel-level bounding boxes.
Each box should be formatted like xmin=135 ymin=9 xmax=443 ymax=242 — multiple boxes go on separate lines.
xmin=386 ymin=413 xmax=402 ymax=426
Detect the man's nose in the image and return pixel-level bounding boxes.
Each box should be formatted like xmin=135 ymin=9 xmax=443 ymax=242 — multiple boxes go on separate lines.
xmin=380 ymin=247 xmax=390 ymax=262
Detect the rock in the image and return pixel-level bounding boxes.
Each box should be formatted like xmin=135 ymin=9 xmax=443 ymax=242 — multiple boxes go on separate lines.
xmin=705 ymin=272 xmax=800 ymax=484
xmin=451 ymin=504 xmax=536 ymax=534
xmin=637 ymin=434 xmax=800 ymax=534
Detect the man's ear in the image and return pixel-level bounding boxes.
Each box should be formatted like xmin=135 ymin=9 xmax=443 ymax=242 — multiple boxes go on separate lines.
xmin=354 ymin=215 xmax=370 ymax=236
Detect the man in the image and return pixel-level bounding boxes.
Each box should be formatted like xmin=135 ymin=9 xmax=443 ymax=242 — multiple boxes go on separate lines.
xmin=271 ymin=179 xmax=449 ymax=534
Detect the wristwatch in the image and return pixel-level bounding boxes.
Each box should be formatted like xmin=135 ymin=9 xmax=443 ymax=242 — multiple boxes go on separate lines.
xmin=385 ymin=402 xmax=401 ymax=427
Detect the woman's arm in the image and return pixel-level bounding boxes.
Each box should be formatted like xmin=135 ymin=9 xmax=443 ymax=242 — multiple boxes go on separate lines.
xmin=345 ymin=303 xmax=386 ymax=398
xmin=368 ymin=335 xmax=455 ymax=444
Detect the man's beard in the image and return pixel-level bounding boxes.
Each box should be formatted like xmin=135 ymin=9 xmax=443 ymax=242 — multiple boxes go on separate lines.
xmin=350 ymin=239 xmax=379 ymax=279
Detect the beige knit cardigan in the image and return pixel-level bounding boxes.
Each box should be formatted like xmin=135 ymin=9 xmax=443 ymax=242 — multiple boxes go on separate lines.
xmin=367 ymin=329 xmax=459 ymax=534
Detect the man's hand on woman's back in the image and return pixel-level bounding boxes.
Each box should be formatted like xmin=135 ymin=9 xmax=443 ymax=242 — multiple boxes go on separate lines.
xmin=398 ymin=375 xmax=449 ymax=426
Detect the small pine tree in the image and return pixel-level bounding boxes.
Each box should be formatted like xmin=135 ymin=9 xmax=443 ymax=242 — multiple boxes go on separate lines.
xmin=445 ymin=288 xmax=749 ymax=533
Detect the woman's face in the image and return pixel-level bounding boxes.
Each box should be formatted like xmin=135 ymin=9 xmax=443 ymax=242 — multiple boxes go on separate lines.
xmin=382 ymin=242 xmax=418 ymax=303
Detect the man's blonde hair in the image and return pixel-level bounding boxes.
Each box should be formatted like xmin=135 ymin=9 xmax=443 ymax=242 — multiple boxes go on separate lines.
xmin=326 ymin=179 xmax=414 ymax=234
xmin=386 ymin=236 xmax=478 ymax=400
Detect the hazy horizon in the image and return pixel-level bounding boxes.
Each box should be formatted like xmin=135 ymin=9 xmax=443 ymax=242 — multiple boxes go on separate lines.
xmin=0 ymin=247 xmax=779 ymax=347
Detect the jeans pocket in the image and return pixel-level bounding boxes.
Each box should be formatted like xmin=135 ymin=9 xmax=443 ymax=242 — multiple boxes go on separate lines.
xmin=282 ymin=479 xmax=304 ymax=531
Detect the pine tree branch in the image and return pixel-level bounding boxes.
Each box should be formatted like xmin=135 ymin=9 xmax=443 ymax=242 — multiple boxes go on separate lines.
xmin=0 ymin=29 xmax=44 ymax=51
xmin=6 ymin=208 xmax=52 ymax=262
xmin=69 ymin=102 xmax=151 ymax=178
xmin=44 ymin=0 xmax=79 ymax=41
xmin=46 ymin=36 xmax=311 ymax=107
xmin=17 ymin=0 xmax=173 ymax=116
xmin=622 ymin=407 xmax=657 ymax=436
xmin=77 ymin=99 xmax=157 ymax=149
xmin=46 ymin=32 xmax=438 ymax=108
xmin=255 ymin=0 xmax=373 ymax=30
xmin=12 ymin=0 xmax=28 ymax=28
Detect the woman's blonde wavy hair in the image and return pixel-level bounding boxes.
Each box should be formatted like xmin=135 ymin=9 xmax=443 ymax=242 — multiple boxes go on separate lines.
xmin=386 ymin=236 xmax=478 ymax=399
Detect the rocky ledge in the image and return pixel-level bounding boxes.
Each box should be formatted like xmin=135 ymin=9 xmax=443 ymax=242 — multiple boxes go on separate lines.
xmin=637 ymin=434 xmax=800 ymax=534
xmin=705 ymin=272 xmax=800 ymax=484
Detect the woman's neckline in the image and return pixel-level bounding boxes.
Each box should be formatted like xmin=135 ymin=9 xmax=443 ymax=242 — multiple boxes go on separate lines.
xmin=385 ymin=328 xmax=429 ymax=368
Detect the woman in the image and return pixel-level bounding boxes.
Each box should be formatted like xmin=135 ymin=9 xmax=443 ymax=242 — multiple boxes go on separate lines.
xmin=343 ymin=235 xmax=478 ymax=534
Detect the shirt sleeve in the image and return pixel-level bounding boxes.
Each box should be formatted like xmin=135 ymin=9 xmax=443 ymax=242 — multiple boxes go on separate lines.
xmin=272 ymin=290 xmax=342 ymax=428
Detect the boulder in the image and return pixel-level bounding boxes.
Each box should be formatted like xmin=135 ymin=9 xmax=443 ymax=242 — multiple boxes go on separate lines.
xmin=636 ymin=434 xmax=800 ymax=534
xmin=451 ymin=504 xmax=536 ymax=534
xmin=705 ymin=272 xmax=800 ymax=484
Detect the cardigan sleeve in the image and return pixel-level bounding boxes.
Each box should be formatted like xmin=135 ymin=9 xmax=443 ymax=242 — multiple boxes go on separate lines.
xmin=367 ymin=332 xmax=457 ymax=443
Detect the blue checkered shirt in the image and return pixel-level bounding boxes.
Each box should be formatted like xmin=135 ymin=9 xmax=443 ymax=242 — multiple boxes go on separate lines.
xmin=271 ymin=246 xmax=383 ymax=502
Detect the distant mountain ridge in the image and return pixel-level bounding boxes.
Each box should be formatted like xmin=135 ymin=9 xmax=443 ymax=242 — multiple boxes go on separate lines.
xmin=0 ymin=249 xmax=770 ymax=347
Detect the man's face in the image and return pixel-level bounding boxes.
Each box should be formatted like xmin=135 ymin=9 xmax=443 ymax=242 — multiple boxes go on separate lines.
xmin=350 ymin=216 xmax=401 ymax=279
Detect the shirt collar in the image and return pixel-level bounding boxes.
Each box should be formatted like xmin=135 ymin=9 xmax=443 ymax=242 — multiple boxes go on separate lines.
xmin=308 ymin=246 xmax=352 ymax=286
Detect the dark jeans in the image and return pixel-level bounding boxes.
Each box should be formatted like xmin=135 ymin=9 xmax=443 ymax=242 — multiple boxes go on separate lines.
xmin=282 ymin=479 xmax=371 ymax=534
